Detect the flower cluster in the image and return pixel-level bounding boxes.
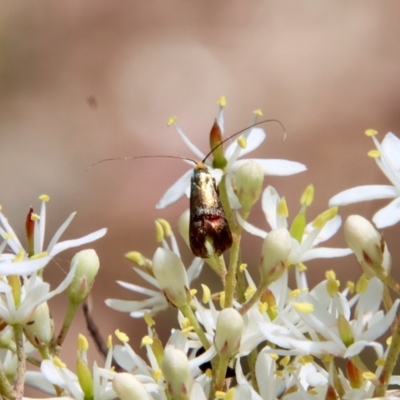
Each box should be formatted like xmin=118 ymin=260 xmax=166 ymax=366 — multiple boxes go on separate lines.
xmin=2 ymin=99 xmax=400 ymax=399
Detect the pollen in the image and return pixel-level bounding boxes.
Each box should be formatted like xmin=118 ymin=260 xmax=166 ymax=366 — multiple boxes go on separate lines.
xmin=237 ymin=136 xmax=247 ymax=149
xmin=153 ymin=368 xmax=163 ymax=381
xmin=346 ymin=281 xmax=355 ymax=294
xmin=157 ymin=219 xmax=171 ymax=237
xmin=375 ymin=358 xmax=385 ymax=367
xmin=155 ymin=220 xmax=164 ymax=243
xmin=325 ymin=270 xmax=336 ymax=280
xmin=31 ymin=213 xmax=40 ymax=221
xmin=217 ymin=96 xmax=227 ymax=106
xmin=289 ymin=289 xmax=301 ymax=299
xmin=106 ymin=335 xmax=112 ymax=349
xmin=115 ymin=329 xmax=129 ymax=343
xmin=215 ymin=390 xmax=226 ymax=399
xmin=280 ymin=355 xmax=290 ymax=367
xmin=365 ymin=129 xmax=378 ymax=137
xmin=144 ymin=313 xmax=155 ymax=327
xmin=277 ymin=197 xmax=289 ymax=217
xmin=141 ymin=335 xmax=153 ymax=346
xmin=125 ymin=251 xmax=144 ymax=266
xmin=53 ymin=356 xmax=66 ymax=368
xmin=253 ymin=109 xmax=263 ymax=116
xmin=362 ymin=371 xmax=376 ymax=380
xmin=293 ymin=302 xmax=314 ymax=313
xmin=244 ymin=285 xmax=256 ymax=300
xmin=13 ymin=250 xmax=25 ymax=263
xmin=368 ymin=150 xmax=381 ymax=158
xmin=239 ymin=263 xmax=247 ymax=272
xmin=201 ymin=284 xmax=211 ymax=303
xmin=39 ymin=194 xmax=50 ymax=201
xmin=167 ymin=116 xmax=177 ymax=126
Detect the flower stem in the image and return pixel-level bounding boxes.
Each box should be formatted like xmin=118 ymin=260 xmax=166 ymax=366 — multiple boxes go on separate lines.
xmin=56 ymin=300 xmax=79 ymax=349
xmin=239 ymin=279 xmax=269 ymax=315
xmin=213 ymin=355 xmax=229 ymax=392
xmin=180 ymin=304 xmax=210 ymax=350
xmin=224 ymin=231 xmax=240 ymax=308
xmin=374 ymin=309 xmax=400 ymax=397
xmin=13 ymin=324 xmax=26 ymax=400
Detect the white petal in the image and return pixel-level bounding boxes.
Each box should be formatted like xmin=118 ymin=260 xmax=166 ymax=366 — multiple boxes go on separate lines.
xmin=50 ymin=228 xmax=107 ymax=256
xmin=224 ymin=127 xmax=266 ymax=160
xmin=380 ymin=132 xmax=400 ymax=180
xmin=156 ymin=169 xmax=192 ymax=209
xmin=261 ymin=186 xmax=281 ymax=230
xmin=300 ymin=247 xmax=353 ymax=262
xmin=373 ymin=197 xmax=400 ymax=228
xmin=329 ymin=185 xmax=398 ymax=206
xmin=344 ymin=341 xmax=383 ymax=359
xmin=312 ymin=215 xmax=342 ymax=244
xmin=0 ymin=256 xmax=52 ymax=276
xmin=236 ymin=213 xmax=267 ymax=238
xmin=173 ymin=124 xmax=205 ymax=161
xmin=234 ymin=159 xmax=307 ymax=176
xmin=46 ymin=212 xmax=76 ymax=253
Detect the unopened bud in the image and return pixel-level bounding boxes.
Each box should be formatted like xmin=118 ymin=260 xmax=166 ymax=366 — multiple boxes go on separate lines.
xmin=67 ymin=250 xmax=100 ymax=304
xmin=161 ymin=348 xmax=192 ymax=400
xmin=152 ymin=248 xmax=190 ymax=308
xmin=209 ymin=120 xmax=227 ymax=169
xmin=235 ymin=161 xmax=264 ymax=210
xmin=24 ymin=302 xmax=53 ymax=347
xmin=260 ymin=229 xmax=291 ymax=284
xmin=112 ymin=373 xmax=152 ymax=400
xmin=214 ymin=308 xmax=243 ymax=358
xmin=344 ymin=215 xmax=383 ymax=269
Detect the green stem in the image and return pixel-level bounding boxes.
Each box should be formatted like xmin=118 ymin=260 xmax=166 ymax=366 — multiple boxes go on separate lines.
xmin=13 ymin=324 xmax=26 ymax=400
xmin=55 ymin=300 xmax=79 ymax=350
xmin=374 ymin=309 xmax=400 ymax=397
xmin=180 ymin=304 xmax=210 ymax=350
xmin=0 ymin=359 xmax=15 ymax=399
xmin=224 ymin=231 xmax=240 ymax=308
xmin=247 ymin=348 xmax=259 ymax=393
xmin=213 ymin=355 xmax=229 ymax=392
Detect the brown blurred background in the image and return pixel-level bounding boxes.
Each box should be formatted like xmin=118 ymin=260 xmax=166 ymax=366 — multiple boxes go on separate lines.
xmin=2 ymin=0 xmax=400 ymax=393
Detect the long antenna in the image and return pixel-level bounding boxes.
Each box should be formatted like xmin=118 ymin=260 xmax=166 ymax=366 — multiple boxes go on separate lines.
xmin=202 ymin=118 xmax=286 ymax=163
xmin=88 ymin=118 xmax=286 ymax=170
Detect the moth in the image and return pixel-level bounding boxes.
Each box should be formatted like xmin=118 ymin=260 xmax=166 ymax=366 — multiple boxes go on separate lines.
xmin=90 ymin=119 xmax=284 ymax=258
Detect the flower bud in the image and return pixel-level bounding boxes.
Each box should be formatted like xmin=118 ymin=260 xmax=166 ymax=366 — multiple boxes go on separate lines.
xmin=24 ymin=302 xmax=54 ymax=347
xmin=209 ymin=120 xmax=227 ymax=169
xmin=152 ymin=248 xmax=190 ymax=308
xmin=344 ymin=215 xmax=383 ymax=269
xmin=260 ymin=229 xmax=291 ymax=284
xmin=112 ymin=373 xmax=152 ymax=400
xmin=161 ymin=348 xmax=192 ymax=400
xmin=235 ymin=161 xmax=264 ymax=210
xmin=214 ymin=308 xmax=243 ymax=358
xmin=346 ymin=360 xmax=363 ymax=389
xmin=67 ymin=250 xmax=100 ymax=304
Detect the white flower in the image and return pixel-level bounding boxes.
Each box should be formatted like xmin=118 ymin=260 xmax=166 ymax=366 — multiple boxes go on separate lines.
xmin=0 ymin=195 xmax=106 ymax=275
xmin=329 ymin=131 xmax=400 ymax=228
xmin=156 ymin=100 xmax=306 ymax=209
xmin=106 ymin=225 xmax=203 ymax=317
xmin=238 ymin=186 xmax=352 ymax=266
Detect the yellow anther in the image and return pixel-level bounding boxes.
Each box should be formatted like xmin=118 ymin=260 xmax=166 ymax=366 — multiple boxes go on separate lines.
xmin=201 ymin=284 xmax=211 ymax=303
xmin=205 ymin=368 xmax=213 ymax=378
xmin=13 ymin=250 xmax=25 ymax=263
xmin=141 ymin=336 xmax=153 ymax=347
xmin=225 ymin=388 xmax=236 ymax=400
xmin=270 ymin=353 xmax=279 ymax=361
xmin=237 ymin=137 xmax=247 ymax=149
xmin=153 ymin=368 xmax=163 ymax=381
xmin=289 ymin=289 xmax=301 ymax=299
xmin=106 ymin=335 xmax=112 ymax=349
xmin=387 ymin=336 xmax=392 ymax=346
xmin=274 ymin=370 xmax=284 ymax=378
xmin=144 ymin=313 xmax=155 ymax=327
xmin=280 ymin=355 xmax=290 ymax=367
xmin=312 ymin=207 xmax=338 ymax=229
xmin=346 ymin=281 xmax=355 ymax=294
xmin=299 ymin=355 xmax=313 ymax=365
xmin=300 ymin=184 xmax=314 ymax=207
xmin=362 ymin=371 xmax=376 ymax=380
xmin=219 ymin=291 xmax=225 ymax=308
xmin=189 ymin=289 xmax=197 ymax=297
xmin=298 ymin=262 xmax=307 ymax=272
xmin=78 ymin=334 xmax=89 ymax=351
xmin=156 ymin=219 xmax=171 ymax=237
xmin=244 ymin=285 xmax=256 ymax=300
xmin=125 ymin=251 xmax=144 ymax=266
xmin=115 ymin=329 xmax=129 ymax=343
xmin=356 ymin=274 xmax=369 ymax=294
xmin=258 ymin=302 xmax=268 ymax=314
xmin=181 ymin=326 xmax=194 ymax=334
xmin=277 ymin=197 xmax=289 ymax=218
xmin=375 ymin=358 xmax=385 ymax=367
xmin=326 ymin=278 xmax=340 ymax=297
xmin=365 ymin=129 xmax=378 ymax=137
xmin=217 ymin=96 xmax=227 ymax=106
xmin=53 ymin=356 xmax=66 ymax=368
xmin=294 ymin=302 xmax=314 ymax=313
xmin=167 ymin=116 xmax=177 ymax=126
xmin=4 ymin=233 xmax=15 ymax=240
xmin=181 ymin=318 xmax=191 ymax=330
xmin=31 ymin=213 xmax=40 ymax=221
xmin=325 ymin=270 xmax=336 ymax=280
xmin=253 ymin=109 xmax=263 ymax=116
xmin=368 ymin=150 xmax=381 ymax=158
xmin=155 ymin=220 xmax=164 ymax=243
xmin=215 ymin=390 xmax=226 ymax=399
xmin=322 ymin=354 xmax=334 ymax=363
xmin=30 ymin=251 xmax=47 ymax=260
xmin=239 ymin=263 xmax=247 ymax=272
xmin=39 ymin=194 xmax=50 ymax=201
